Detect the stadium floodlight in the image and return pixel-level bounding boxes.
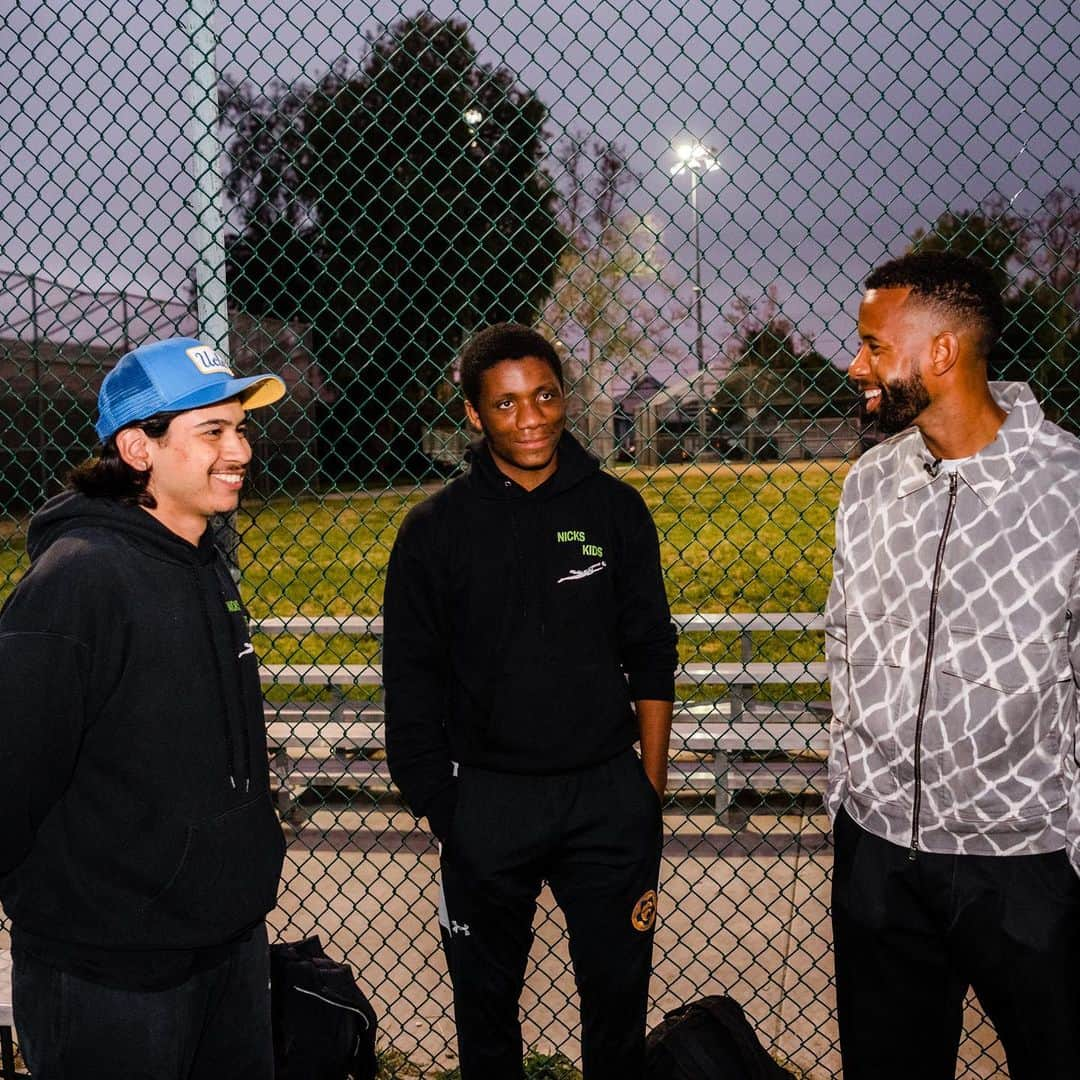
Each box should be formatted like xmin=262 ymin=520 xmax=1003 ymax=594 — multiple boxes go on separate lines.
xmin=670 ymin=141 xmax=721 ymax=371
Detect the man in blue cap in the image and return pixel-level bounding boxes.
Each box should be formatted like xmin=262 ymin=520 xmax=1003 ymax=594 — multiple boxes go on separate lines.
xmin=0 ymin=338 xmax=287 ymax=1079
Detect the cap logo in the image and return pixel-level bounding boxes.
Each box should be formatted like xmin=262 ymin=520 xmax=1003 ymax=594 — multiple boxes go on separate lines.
xmin=186 ymin=344 xmax=233 ymax=377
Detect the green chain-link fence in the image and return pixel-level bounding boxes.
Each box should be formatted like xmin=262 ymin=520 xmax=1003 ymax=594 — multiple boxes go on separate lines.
xmin=2 ymin=0 xmax=1078 ymax=1075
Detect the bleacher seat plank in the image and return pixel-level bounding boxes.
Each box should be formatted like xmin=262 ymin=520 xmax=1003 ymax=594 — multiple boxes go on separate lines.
xmin=259 ymin=660 xmax=827 ymax=687
xmin=259 ymin=609 xmax=831 ymax=818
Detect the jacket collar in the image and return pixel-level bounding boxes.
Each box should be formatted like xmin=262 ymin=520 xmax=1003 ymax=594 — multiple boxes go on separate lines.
xmin=895 ymin=382 xmax=1044 ymax=504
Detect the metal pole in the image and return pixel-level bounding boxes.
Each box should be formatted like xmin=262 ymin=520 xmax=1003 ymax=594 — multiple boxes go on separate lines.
xmin=120 ymin=290 xmax=131 ymax=355
xmin=28 ymin=273 xmax=48 ymax=501
xmin=180 ymin=0 xmax=238 ymax=569
xmin=692 ymin=169 xmax=705 ymax=372
xmin=180 ymin=0 xmax=230 ymax=357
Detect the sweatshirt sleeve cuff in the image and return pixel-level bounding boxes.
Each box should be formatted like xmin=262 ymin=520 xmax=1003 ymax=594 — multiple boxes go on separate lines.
xmin=628 ymin=671 xmax=676 ymax=703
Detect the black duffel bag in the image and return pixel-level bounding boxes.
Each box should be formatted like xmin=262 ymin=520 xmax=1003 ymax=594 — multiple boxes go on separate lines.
xmin=646 ymin=995 xmax=796 ymax=1080
xmin=270 ymin=936 xmax=378 ymax=1080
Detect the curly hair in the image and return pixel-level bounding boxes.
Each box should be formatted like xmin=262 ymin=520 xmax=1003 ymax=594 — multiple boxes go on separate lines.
xmin=459 ymin=323 xmax=562 ymax=406
xmin=865 ymin=251 xmax=1006 ymax=358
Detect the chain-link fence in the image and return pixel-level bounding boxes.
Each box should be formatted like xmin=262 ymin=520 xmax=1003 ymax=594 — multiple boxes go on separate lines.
xmin=2 ymin=0 xmax=1078 ymax=1075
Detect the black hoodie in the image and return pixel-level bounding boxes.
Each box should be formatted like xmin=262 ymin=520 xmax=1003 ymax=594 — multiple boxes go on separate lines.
xmin=0 ymin=492 xmax=284 ymax=987
xmin=383 ymin=432 xmax=677 ymax=839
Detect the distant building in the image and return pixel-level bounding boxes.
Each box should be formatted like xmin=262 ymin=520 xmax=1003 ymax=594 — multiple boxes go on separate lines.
xmin=614 ymin=370 xmax=726 ymax=463
xmin=610 ymin=367 xmax=860 ymax=465
xmin=613 ymin=373 xmax=665 ymax=460
xmin=770 ymin=417 xmax=862 ymax=460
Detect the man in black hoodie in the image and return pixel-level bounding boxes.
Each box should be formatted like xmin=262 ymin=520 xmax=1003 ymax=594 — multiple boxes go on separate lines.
xmin=384 ymin=324 xmax=677 ymax=1079
xmin=0 ymin=338 xmax=287 ymax=1079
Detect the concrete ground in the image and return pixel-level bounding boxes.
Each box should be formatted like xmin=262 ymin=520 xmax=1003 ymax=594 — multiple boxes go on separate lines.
xmin=269 ymin=804 xmax=1008 ymax=1078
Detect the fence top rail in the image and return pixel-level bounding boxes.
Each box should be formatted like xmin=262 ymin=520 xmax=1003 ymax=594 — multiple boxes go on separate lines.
xmin=251 ymin=611 xmax=825 ymax=637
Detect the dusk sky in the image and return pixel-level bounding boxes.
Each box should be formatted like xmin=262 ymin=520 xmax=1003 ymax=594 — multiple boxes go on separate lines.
xmin=2 ymin=0 xmax=1077 ymax=371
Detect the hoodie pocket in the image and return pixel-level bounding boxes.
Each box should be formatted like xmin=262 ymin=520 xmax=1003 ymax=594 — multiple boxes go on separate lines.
xmin=486 ymin=661 xmax=631 ymax=761
xmin=140 ymin=794 xmax=285 ymax=942
xmin=937 ymin=627 xmax=1069 ymax=823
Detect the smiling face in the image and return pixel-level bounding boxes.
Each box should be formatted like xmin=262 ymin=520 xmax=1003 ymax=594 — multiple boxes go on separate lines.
xmin=127 ymin=399 xmax=252 ymax=544
xmin=464 ymin=356 xmax=565 ymax=490
xmin=849 ymin=286 xmax=933 ymax=435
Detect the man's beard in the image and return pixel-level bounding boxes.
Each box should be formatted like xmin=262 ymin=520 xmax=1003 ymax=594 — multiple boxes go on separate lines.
xmin=864 ymin=372 xmax=931 ymax=435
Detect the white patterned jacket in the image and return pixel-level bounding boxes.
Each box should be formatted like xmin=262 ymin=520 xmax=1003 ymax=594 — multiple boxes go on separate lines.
xmin=826 ymin=382 xmax=1080 ymax=869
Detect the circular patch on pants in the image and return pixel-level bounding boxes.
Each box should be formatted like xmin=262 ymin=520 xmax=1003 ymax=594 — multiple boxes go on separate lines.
xmin=631 ymin=889 xmax=658 ymax=932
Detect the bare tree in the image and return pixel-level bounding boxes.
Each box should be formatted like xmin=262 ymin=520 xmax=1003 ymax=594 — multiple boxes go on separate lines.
xmin=544 ymin=135 xmax=677 ymax=442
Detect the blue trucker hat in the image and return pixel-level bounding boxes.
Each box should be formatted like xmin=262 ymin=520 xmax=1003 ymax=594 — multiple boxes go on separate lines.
xmin=96 ymin=338 xmax=286 ymax=440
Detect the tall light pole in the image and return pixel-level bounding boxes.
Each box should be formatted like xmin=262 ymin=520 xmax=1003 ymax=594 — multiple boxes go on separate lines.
xmin=670 ymin=141 xmax=720 ymax=372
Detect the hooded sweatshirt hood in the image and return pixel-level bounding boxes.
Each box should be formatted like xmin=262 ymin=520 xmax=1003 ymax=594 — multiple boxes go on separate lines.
xmin=466 ymin=430 xmax=601 ymax=501
xmin=28 ymin=490 xmax=217 ymax=567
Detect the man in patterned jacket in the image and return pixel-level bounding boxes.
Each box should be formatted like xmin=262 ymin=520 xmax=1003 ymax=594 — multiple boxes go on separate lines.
xmin=826 ymin=250 xmax=1080 ymax=1080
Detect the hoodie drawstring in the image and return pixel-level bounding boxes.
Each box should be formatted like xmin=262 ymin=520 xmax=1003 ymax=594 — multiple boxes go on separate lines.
xmin=205 ymin=559 xmax=256 ymax=793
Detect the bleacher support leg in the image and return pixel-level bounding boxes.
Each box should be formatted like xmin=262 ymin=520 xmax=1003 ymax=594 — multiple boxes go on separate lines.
xmin=714 ymin=750 xmax=732 ymax=815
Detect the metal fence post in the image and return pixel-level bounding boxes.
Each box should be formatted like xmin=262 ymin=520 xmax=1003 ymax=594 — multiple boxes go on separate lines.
xmin=180 ymin=0 xmax=239 ymax=571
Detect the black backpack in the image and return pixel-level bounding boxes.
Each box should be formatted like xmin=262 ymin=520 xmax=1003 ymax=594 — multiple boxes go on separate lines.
xmin=270 ymin=936 xmax=378 ymax=1080
xmin=646 ymin=995 xmax=796 ymax=1080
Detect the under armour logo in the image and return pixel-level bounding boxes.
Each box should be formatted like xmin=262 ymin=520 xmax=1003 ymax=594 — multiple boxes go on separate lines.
xmin=451 ymin=920 xmax=470 ymax=936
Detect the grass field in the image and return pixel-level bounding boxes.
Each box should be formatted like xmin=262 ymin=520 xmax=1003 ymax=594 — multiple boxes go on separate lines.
xmin=0 ymin=459 xmax=848 ymax=671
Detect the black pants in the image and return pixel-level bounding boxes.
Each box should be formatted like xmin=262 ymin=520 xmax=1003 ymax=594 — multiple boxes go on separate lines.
xmin=12 ymin=925 xmax=272 ymax=1080
xmin=439 ymin=748 xmax=663 ymax=1079
xmin=831 ymin=808 xmax=1080 ymax=1080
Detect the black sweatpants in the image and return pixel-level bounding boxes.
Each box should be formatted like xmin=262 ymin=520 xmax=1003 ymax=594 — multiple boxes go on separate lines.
xmin=438 ymin=748 xmax=663 ymax=1080
xmin=831 ymin=807 xmax=1080 ymax=1080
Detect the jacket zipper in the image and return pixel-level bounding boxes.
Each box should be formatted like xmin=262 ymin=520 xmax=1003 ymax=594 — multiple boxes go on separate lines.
xmin=291 ymin=985 xmax=372 ymax=1029
xmin=909 ymin=471 xmax=959 ymax=860
xmin=1069 ymin=609 xmax=1079 ymax=771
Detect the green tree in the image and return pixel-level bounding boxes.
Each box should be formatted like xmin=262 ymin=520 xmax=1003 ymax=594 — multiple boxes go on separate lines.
xmin=219 ymin=74 xmax=326 ymax=320
xmin=909 ymin=196 xmax=1027 ymax=296
xmin=712 ymin=291 xmax=855 ymax=456
xmin=910 ymin=189 xmax=1080 ymax=428
xmin=223 ymin=14 xmax=563 ymax=482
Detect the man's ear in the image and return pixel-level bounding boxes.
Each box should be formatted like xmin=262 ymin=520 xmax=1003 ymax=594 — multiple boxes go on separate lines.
xmin=929 ymin=330 xmax=960 ymax=377
xmin=115 ymin=427 xmax=152 ymax=472
xmin=464 ymin=400 xmax=483 ymax=434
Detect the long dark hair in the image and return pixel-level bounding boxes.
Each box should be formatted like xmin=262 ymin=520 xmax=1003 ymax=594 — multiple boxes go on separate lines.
xmin=68 ymin=412 xmax=175 ymax=506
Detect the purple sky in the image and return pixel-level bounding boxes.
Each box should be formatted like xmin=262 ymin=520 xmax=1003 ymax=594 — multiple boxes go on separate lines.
xmin=2 ymin=0 xmax=1077 ymax=374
